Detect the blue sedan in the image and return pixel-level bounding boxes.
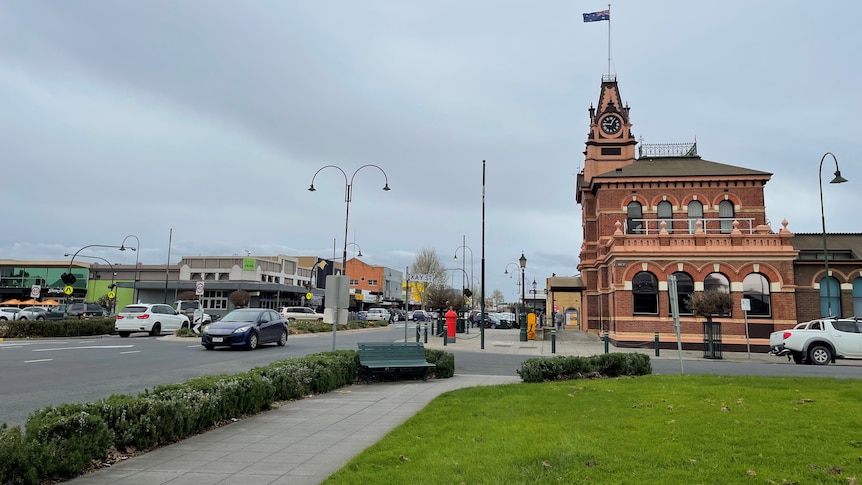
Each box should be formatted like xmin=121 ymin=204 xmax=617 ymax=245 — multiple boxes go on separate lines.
xmin=201 ymin=308 xmax=288 ymax=350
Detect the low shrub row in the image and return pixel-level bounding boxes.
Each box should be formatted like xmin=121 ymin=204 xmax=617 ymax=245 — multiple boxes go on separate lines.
xmin=0 ymin=318 xmax=115 ymax=338
xmin=0 ymin=348 xmax=454 ymax=484
xmin=291 ymin=319 xmax=391 ymax=333
xmin=517 ymin=352 xmax=652 ymax=382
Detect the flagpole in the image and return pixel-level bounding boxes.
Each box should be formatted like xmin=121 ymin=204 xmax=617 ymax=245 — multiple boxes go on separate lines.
xmin=607 ymin=3 xmax=612 ymax=77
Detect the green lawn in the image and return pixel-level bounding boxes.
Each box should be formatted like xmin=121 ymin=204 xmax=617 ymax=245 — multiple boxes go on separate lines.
xmin=323 ymin=375 xmax=862 ymax=485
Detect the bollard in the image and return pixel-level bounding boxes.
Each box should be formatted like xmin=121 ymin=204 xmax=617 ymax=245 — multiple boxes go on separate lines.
xmin=423 ymin=325 xmax=428 ymax=344
xmin=416 ymin=324 xmax=420 ymax=342
xmin=604 ymin=330 xmax=609 ymax=353
xmin=443 ymin=324 xmax=447 ymax=346
xmin=551 ymin=330 xmax=556 ymax=354
xmin=654 ymin=332 xmax=660 ymax=357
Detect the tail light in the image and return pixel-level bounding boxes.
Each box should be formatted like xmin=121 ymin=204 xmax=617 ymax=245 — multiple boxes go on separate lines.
xmin=116 ymin=315 xmax=125 ymax=320
xmin=783 ymin=331 xmax=792 ymax=339
xmin=137 ymin=314 xmax=151 ymax=319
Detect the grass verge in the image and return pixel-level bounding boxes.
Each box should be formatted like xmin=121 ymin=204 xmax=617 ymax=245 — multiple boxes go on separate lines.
xmin=324 ymin=375 xmax=862 ymax=484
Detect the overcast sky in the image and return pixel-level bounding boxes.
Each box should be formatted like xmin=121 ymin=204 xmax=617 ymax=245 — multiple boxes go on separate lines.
xmin=1 ymin=1 xmax=860 ymax=301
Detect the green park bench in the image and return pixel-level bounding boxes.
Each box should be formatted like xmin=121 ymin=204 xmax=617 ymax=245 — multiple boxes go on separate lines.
xmin=357 ymin=342 xmax=436 ymax=384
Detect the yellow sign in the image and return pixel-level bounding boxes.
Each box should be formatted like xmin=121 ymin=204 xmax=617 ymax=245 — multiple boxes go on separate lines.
xmin=107 ymin=291 xmax=116 ymax=300
xmin=305 ymin=292 xmax=312 ymax=300
xmin=63 ymin=285 xmax=73 ymax=295
xmin=527 ymin=313 xmax=537 ymax=340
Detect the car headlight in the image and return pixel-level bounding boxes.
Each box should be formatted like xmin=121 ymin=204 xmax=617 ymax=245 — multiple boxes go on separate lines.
xmin=201 ymin=325 xmax=210 ymax=334
xmin=232 ymin=325 xmax=252 ymax=334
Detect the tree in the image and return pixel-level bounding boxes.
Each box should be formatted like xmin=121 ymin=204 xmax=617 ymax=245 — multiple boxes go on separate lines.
xmin=411 ymin=248 xmax=445 ymax=307
xmin=685 ymin=289 xmax=733 ymax=323
xmin=229 ymin=289 xmax=250 ymax=308
xmin=490 ymin=289 xmax=505 ymax=310
xmin=426 ymin=286 xmax=466 ymax=312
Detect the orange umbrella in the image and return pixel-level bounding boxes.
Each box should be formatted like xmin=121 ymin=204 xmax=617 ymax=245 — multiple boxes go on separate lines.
xmin=40 ymin=299 xmax=60 ymax=306
xmin=1 ymin=299 xmax=22 ymax=305
xmin=20 ymin=299 xmax=37 ymax=306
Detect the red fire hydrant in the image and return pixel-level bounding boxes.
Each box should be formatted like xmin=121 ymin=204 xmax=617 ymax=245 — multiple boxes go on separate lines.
xmin=445 ymin=307 xmax=457 ymax=342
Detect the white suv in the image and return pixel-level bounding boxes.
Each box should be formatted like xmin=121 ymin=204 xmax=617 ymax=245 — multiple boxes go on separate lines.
xmin=365 ymin=308 xmax=390 ymax=321
xmin=115 ymin=303 xmax=190 ymax=337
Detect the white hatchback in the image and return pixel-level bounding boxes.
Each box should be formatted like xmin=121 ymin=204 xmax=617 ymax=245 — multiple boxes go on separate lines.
xmin=115 ymin=303 xmax=190 ymax=337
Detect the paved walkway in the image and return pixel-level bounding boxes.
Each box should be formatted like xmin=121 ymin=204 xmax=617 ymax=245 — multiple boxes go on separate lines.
xmin=68 ymin=326 xmax=770 ymax=484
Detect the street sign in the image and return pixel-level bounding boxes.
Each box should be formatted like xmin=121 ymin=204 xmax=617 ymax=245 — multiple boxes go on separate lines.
xmin=107 ymin=291 xmax=116 ymax=300
xmin=305 ymin=292 xmax=313 ymax=300
xmin=30 ymin=285 xmax=41 ymax=299
xmin=195 ymin=281 xmax=205 ymax=296
xmin=409 ymin=274 xmax=434 ymax=282
xmin=741 ymin=298 xmax=751 ymax=311
xmin=63 ymin=285 xmax=73 ymax=295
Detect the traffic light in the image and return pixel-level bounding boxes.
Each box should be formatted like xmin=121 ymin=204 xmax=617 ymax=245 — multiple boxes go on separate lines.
xmin=463 ymin=288 xmax=472 ymax=297
xmin=61 ymin=273 xmax=77 ymax=284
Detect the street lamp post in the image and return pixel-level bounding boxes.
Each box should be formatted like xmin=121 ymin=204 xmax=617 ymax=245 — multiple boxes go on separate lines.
xmin=519 ymin=252 xmax=527 ymax=342
xmin=818 ymin=152 xmax=849 ymax=317
xmin=346 ymin=242 xmax=363 ymax=257
xmin=64 ymin=244 xmax=125 ymax=304
xmin=531 ymin=279 xmax=537 ymax=313
xmin=453 ymin=235 xmax=474 ymax=307
xmin=308 ymin=164 xmax=390 ymax=276
xmin=120 ymin=235 xmax=140 ymax=304
xmin=66 ymin=253 xmax=116 ymax=312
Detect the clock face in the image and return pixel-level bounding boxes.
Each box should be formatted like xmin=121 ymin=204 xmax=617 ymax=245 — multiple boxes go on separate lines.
xmin=601 ymin=115 xmax=622 ymax=134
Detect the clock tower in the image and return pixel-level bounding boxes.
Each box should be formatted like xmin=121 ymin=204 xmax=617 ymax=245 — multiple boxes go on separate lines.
xmin=582 ymin=77 xmax=637 ymax=184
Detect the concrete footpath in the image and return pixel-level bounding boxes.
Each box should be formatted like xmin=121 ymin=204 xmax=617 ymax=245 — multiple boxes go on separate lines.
xmin=68 ymin=326 xmax=766 ymax=485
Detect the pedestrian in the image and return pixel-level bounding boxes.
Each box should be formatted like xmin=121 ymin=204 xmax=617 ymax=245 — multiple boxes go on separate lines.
xmin=554 ymin=311 xmax=563 ymax=331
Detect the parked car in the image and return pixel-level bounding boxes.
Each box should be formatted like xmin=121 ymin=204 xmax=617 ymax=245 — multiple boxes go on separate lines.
xmin=365 ymin=308 xmax=390 ymax=322
xmin=0 ymin=307 xmax=20 ymax=321
xmin=410 ymin=310 xmax=429 ymax=322
xmin=14 ymin=306 xmax=49 ymax=320
xmin=115 ymin=303 xmax=190 ymax=337
xmin=482 ymin=313 xmax=508 ymax=329
xmin=280 ymin=306 xmax=324 ymax=322
xmin=769 ymin=317 xmax=862 ymax=365
xmin=201 ymin=308 xmax=288 ymax=350
xmin=66 ymin=302 xmax=107 ymax=318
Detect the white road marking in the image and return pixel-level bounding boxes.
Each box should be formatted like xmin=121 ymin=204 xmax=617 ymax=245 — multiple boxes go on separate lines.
xmin=32 ymin=345 xmax=135 ymax=352
xmin=24 ymin=359 xmax=53 ymax=363
xmin=120 ymin=350 xmax=141 ymax=354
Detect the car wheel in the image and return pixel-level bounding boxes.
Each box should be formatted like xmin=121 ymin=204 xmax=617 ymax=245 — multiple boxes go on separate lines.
xmin=808 ymin=344 xmax=832 ymax=365
xmin=792 ymin=352 xmax=805 ymax=364
xmin=18 ymin=317 xmax=27 ymax=321
xmin=204 ymin=344 xmax=214 ymax=350
xmin=247 ymin=332 xmax=259 ymax=350
xmin=0 ymin=317 xmax=5 ymax=321
xmin=118 ymin=332 xmax=131 ymax=338
xmin=36 ymin=316 xmax=45 ymax=320
xmin=149 ymin=323 xmax=161 ymax=337
xmin=277 ymin=330 xmax=288 ymax=346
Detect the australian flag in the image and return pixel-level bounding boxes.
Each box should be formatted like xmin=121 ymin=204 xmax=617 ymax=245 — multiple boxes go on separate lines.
xmin=583 ymin=10 xmax=610 ymax=22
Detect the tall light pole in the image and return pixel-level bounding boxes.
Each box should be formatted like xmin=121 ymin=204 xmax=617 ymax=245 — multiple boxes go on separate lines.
xmin=531 ymin=279 xmax=537 ymax=313
xmin=819 ymin=152 xmax=849 ymax=317
xmin=66 ymin=253 xmax=116 ymax=312
xmin=519 ymin=252 xmax=527 ymax=341
xmin=308 ymin=164 xmax=390 ymax=277
xmin=453 ymin=236 xmax=474 ymax=307
xmin=120 ymin=235 xmax=140 ymax=304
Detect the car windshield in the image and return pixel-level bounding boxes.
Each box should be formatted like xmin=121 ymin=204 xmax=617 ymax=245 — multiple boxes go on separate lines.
xmin=221 ymin=309 xmax=261 ymax=322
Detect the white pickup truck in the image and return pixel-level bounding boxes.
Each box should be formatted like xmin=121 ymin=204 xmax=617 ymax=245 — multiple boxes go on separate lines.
xmin=769 ymin=317 xmax=862 ymax=365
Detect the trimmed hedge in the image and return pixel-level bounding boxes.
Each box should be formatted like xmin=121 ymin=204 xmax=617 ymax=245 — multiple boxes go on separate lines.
xmin=517 ymin=353 xmax=652 ymax=383
xmin=0 ymin=318 xmax=115 ymax=338
xmin=0 ymin=348 xmax=454 ymax=484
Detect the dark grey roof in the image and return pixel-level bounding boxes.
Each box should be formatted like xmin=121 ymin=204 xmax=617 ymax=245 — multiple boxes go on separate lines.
xmin=595 ymin=156 xmax=772 ymax=179
xmin=792 ymin=233 xmax=862 ymax=259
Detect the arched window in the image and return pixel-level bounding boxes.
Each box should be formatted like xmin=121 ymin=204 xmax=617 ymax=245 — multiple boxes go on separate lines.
xmin=632 ymin=271 xmax=658 ymax=315
xmin=657 ymin=201 xmax=673 ymax=232
xmin=670 ymin=272 xmax=694 ymax=315
xmin=687 ymin=200 xmax=704 ymax=234
xmin=704 ymin=272 xmax=730 ymax=294
xmin=718 ymin=200 xmax=734 ymax=234
xmin=853 ymin=277 xmax=862 ymax=317
xmin=819 ymin=275 xmax=841 ymax=317
xmin=627 ymin=201 xmax=643 ymax=234
xmin=743 ymin=273 xmax=771 ymax=317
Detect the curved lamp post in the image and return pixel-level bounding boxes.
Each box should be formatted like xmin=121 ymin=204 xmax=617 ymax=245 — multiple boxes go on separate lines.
xmin=309 ymin=164 xmax=390 ymax=275
xmin=504 ymin=262 xmax=519 ymax=277
xmin=819 ymin=152 xmax=849 ymax=317
xmin=519 ymin=252 xmax=527 ymax=342
xmin=120 ymin=235 xmax=140 ymax=304
xmin=453 ymin=235 xmax=474 ymax=308
xmin=346 ymin=242 xmax=363 ymax=257
xmin=65 ymin=253 xmax=116 ymax=312
xmin=65 ymin=244 xmax=124 ymax=304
